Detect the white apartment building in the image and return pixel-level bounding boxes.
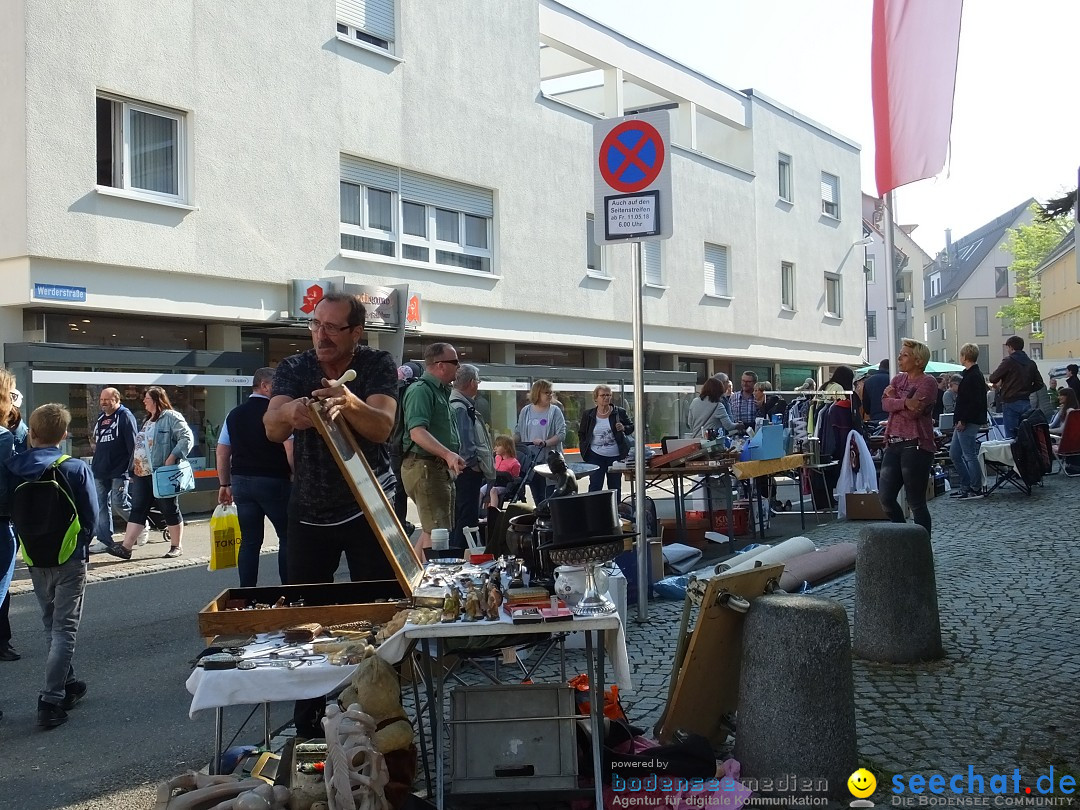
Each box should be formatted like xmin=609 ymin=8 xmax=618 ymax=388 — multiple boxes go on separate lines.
xmin=861 ymin=193 xmax=931 ymax=367
xmin=0 ymin=0 xmax=864 ymax=474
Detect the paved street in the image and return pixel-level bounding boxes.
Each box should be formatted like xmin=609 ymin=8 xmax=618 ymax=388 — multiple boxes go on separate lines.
xmin=1 ymin=474 xmax=1077 ymax=808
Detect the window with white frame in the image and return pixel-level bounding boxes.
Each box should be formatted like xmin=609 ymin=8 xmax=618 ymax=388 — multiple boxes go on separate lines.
xmin=867 ymin=311 xmax=877 ymax=339
xmin=1030 ymin=342 xmax=1043 ymax=360
xmin=340 ymin=155 xmax=493 ymax=273
xmin=929 ymin=272 xmax=941 ymax=297
xmin=586 ymin=215 xmax=604 ymax=275
xmin=820 ymin=172 xmax=840 ymax=218
xmin=978 ymin=344 xmax=989 ymax=363
xmin=975 ymin=306 xmax=988 ymax=336
xmin=864 ymin=254 xmax=875 ymax=283
xmin=781 ymin=261 xmax=795 ymax=309
xmin=704 ymin=243 xmax=729 ymax=297
xmin=824 ymin=273 xmax=842 ymax=317
xmin=643 ymin=241 xmax=662 ymax=286
xmin=995 ymin=266 xmax=1009 ymax=298
xmin=778 ymin=153 xmax=793 ymax=202
xmin=336 ymin=0 xmax=395 ymax=52
xmin=96 ymin=94 xmax=186 ymax=201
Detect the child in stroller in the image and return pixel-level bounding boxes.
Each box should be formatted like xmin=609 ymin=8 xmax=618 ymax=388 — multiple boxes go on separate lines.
xmin=482 ymin=435 xmax=522 ymax=507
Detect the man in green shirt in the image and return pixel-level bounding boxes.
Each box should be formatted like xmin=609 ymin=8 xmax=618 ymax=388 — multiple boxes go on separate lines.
xmin=401 ymin=343 xmax=464 ymax=559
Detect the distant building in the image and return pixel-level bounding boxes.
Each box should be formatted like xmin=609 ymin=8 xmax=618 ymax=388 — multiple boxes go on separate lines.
xmin=922 ymin=200 xmax=1038 ymax=370
xmin=1036 ymin=229 xmax=1078 ymax=360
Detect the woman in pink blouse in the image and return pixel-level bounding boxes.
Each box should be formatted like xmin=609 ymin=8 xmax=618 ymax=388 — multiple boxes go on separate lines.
xmin=879 ymin=339 xmax=938 ymax=534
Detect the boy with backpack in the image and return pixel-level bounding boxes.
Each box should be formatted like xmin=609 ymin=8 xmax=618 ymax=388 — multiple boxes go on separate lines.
xmin=5 ymin=403 xmax=97 ymax=729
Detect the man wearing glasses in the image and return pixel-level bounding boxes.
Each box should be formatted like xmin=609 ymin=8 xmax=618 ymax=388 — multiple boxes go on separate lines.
xmin=401 ymin=343 xmax=466 ymax=559
xmin=265 ymin=291 xmax=400 ymax=737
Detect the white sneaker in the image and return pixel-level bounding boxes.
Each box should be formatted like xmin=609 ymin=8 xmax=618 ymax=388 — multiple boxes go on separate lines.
xmin=87 ymin=540 xmax=111 ymax=554
xmin=136 ymin=528 xmax=151 ymax=547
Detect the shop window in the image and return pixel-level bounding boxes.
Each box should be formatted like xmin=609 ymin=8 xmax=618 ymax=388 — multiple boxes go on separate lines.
xmin=44 ymin=314 xmax=206 ymax=350
xmin=514 ymin=345 xmax=585 ymax=367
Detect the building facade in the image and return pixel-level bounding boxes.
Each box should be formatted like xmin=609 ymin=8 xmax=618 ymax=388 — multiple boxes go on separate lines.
xmin=922 ymin=200 xmax=1038 ymax=370
xmin=0 ymin=0 xmax=865 ymax=472
xmin=1036 ymin=229 xmax=1078 ymax=361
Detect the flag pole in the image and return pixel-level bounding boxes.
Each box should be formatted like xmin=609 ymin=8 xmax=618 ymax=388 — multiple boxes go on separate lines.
xmin=883 ymin=191 xmax=898 ymax=366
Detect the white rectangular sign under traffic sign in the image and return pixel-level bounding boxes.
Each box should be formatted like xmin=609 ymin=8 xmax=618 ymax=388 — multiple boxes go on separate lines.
xmin=593 ymin=110 xmax=673 ymax=244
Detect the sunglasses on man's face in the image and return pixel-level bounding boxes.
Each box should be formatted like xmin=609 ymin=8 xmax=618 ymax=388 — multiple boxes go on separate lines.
xmin=437 ymin=358 xmax=460 ymax=367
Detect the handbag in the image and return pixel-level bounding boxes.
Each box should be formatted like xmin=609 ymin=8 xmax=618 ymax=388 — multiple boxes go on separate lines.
xmin=151 ymin=459 xmax=195 ymax=499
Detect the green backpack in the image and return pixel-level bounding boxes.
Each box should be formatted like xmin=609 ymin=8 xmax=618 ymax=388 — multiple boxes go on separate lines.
xmin=12 ymin=455 xmax=82 ymax=568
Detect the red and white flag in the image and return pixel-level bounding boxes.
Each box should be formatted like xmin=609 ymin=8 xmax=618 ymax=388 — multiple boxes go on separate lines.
xmin=872 ymin=0 xmax=964 ymax=197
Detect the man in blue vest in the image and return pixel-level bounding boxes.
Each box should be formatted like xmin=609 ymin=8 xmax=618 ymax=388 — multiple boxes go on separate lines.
xmin=216 ymin=368 xmax=293 ymax=587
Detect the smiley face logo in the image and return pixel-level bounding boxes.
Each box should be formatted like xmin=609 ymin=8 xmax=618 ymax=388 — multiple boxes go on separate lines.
xmin=848 ymin=768 xmax=877 ymax=799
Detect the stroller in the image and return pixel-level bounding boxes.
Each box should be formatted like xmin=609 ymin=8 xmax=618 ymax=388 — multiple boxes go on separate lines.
xmin=113 ymin=496 xmax=171 ymax=544
xmin=501 ymin=443 xmax=547 ymax=505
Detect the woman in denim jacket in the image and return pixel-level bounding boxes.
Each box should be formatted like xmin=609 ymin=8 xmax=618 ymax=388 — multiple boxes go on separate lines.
xmin=108 ymin=387 xmax=193 ymax=561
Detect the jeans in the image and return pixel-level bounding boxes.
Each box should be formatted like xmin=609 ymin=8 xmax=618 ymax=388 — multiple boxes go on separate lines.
xmin=93 ymin=476 xmax=131 ymax=543
xmin=1002 ymin=399 xmax=1030 ymax=439
xmin=232 ymin=474 xmax=291 ymax=588
xmin=1 ymin=520 xmax=14 ymax=646
xmin=451 ymin=468 xmax=484 ymax=551
xmin=879 ymin=445 xmax=934 ymax=536
xmin=30 ymin=556 xmax=87 ymax=705
xmin=949 ymin=423 xmax=983 ymax=492
xmin=583 ymin=450 xmax=623 ymax=502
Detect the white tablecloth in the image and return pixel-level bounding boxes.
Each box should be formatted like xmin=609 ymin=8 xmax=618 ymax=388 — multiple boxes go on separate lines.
xmin=978 ymin=440 xmax=1017 ymax=481
xmin=376 ymin=612 xmax=633 ymax=692
xmin=185 ymin=637 xmax=357 ymax=716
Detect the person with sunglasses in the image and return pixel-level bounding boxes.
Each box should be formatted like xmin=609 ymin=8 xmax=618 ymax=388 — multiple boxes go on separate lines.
xmin=265 ymin=291 xmax=400 ymax=739
xmin=401 ymin=343 xmax=466 ymax=560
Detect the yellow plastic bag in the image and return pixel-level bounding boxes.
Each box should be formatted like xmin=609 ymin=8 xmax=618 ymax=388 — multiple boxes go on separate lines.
xmin=208 ymin=503 xmax=241 ymax=572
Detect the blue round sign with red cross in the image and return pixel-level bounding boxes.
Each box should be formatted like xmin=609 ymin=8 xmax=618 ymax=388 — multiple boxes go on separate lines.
xmin=598 ymin=119 xmax=666 ymax=194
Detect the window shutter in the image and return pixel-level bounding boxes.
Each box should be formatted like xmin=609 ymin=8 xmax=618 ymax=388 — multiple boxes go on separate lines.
xmin=337 ymin=0 xmax=395 ymax=42
xmin=340 ymin=155 xmax=399 ymax=192
xmin=400 ymin=170 xmax=493 ymax=218
xmin=704 ymin=244 xmax=728 ymax=296
xmin=820 ymin=174 xmax=837 ymax=204
xmin=643 ymin=241 xmax=661 ymax=285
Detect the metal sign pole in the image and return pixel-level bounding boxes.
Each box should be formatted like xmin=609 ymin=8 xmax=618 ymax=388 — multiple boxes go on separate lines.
xmin=632 ymin=241 xmax=648 ymax=622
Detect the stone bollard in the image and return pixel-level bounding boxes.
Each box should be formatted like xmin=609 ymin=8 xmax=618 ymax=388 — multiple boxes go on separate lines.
xmin=735 ymin=594 xmax=856 ymax=800
xmin=854 ymin=523 xmax=943 ymax=662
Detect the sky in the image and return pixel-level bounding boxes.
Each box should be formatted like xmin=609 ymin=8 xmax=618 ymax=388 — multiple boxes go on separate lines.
xmin=570 ymin=0 xmax=1080 ymax=257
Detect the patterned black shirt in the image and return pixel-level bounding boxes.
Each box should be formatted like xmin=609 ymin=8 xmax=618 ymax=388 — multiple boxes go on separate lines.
xmin=271 ymin=346 xmax=398 ymax=524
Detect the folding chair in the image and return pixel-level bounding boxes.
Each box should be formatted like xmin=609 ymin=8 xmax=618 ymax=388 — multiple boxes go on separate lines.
xmin=1053 ymin=410 xmax=1080 ymax=476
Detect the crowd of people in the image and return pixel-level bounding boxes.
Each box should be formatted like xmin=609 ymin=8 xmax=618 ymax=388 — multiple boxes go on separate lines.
xmin=3 ymin=287 xmax=1076 ymax=732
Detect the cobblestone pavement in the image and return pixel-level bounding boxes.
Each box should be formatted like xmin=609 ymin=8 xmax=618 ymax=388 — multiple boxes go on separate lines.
xmin=395 ymin=473 xmax=1078 ymax=804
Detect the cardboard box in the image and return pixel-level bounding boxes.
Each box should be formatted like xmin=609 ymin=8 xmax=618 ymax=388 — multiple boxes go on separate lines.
xmin=198 ymin=581 xmax=408 ymax=641
xmin=845 ymin=492 xmax=890 ymax=520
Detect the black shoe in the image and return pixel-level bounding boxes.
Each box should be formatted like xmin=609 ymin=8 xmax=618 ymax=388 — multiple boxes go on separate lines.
xmin=37 ymin=699 xmax=68 ymax=729
xmin=61 ymin=681 xmax=87 ymax=710
xmin=107 ymin=543 xmax=132 ymax=560
xmin=0 ymin=646 xmax=20 ymax=662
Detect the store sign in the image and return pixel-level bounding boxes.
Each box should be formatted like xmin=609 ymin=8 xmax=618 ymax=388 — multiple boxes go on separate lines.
xmin=291 ymin=279 xmax=333 ymax=319
xmin=344 ymin=284 xmax=399 ymax=329
xmin=34 ymin=283 xmax=86 ymax=303
xmin=405 ymin=292 xmax=422 ymax=330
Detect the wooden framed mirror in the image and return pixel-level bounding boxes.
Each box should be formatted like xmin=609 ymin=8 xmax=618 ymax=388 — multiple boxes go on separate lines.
xmin=308 ymin=399 xmax=424 ymax=595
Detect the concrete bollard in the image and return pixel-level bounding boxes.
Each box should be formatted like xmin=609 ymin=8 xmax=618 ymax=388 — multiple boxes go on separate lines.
xmin=853 ymin=523 xmax=943 ymax=662
xmin=734 ymin=594 xmax=856 ymax=800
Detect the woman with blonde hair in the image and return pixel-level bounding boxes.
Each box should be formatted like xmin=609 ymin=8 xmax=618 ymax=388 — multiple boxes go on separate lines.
xmin=513 ymin=379 xmax=566 ymax=504
xmin=107 ymin=387 xmax=193 ymax=560
xmin=879 ymin=339 xmax=938 ymax=533
xmin=578 ymin=385 xmax=634 ymax=501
